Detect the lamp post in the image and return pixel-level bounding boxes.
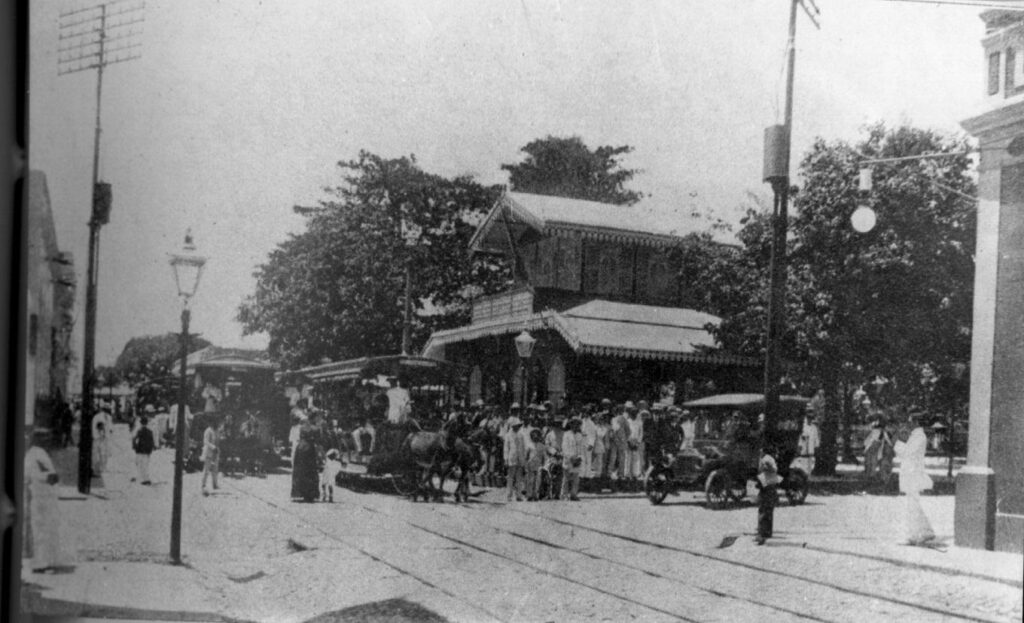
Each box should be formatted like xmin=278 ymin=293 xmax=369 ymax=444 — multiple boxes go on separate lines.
xmin=168 ymin=230 xmax=206 ymax=565
xmin=514 ymin=331 xmax=536 ymax=408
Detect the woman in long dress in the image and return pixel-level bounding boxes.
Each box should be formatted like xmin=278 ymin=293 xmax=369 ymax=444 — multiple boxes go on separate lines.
xmin=25 ymin=428 xmax=63 ymax=572
xmin=894 ymin=415 xmax=935 ymax=545
xmin=291 ymin=421 xmax=321 ymax=502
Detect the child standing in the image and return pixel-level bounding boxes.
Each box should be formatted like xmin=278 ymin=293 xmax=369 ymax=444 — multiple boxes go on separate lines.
xmin=320 ymin=449 xmax=343 ymax=502
xmin=524 ymin=429 xmax=544 ymax=501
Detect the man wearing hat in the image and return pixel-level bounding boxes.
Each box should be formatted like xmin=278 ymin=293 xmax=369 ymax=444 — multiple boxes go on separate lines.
xmin=503 ymin=416 xmax=527 ymax=501
xmin=560 ymin=418 xmax=584 ymax=500
xmin=626 ymin=402 xmax=646 ymax=490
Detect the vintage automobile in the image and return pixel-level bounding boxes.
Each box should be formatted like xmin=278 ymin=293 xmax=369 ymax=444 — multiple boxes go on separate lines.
xmin=644 ymin=393 xmax=810 ymax=509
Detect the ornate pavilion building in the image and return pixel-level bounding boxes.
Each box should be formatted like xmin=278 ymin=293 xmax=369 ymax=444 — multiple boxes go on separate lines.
xmin=422 ymin=192 xmax=758 ymax=410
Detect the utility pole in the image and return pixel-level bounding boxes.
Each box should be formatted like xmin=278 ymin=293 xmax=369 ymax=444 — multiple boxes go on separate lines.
xmin=58 ymin=0 xmax=144 ymax=494
xmin=762 ymin=0 xmax=818 ymax=443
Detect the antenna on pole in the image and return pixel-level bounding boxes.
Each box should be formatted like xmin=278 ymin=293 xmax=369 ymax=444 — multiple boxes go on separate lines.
xmin=58 ymin=0 xmax=144 ymax=495
xmin=799 ymin=0 xmax=821 ymax=30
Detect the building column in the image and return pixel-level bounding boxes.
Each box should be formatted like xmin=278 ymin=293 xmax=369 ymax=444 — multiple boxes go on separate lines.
xmin=958 ymin=99 xmax=1024 ymax=552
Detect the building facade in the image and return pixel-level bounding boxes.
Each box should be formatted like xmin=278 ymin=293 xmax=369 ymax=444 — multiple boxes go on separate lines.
xmin=956 ymin=9 xmax=1024 ymax=553
xmin=24 ymin=171 xmax=76 ymax=428
xmin=423 ymin=192 xmax=758 ymax=409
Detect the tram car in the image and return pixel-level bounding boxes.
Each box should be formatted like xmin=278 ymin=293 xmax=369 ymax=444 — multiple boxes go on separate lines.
xmin=292 ymin=354 xmax=469 ymax=499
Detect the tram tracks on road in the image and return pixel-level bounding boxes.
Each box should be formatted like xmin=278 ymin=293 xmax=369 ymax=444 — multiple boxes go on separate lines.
xmin=499 ymin=504 xmax=1018 ymax=623
xmin=229 ymin=480 xmax=789 ymax=622
xmin=228 ymin=478 xmax=1018 ymax=623
xmin=222 ymin=483 xmax=507 ymax=623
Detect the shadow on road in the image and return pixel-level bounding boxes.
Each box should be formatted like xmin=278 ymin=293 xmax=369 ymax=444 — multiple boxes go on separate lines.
xmin=303 ymin=598 xmax=449 ymax=623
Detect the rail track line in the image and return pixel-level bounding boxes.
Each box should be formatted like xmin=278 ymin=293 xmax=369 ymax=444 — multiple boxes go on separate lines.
xmin=229 ymin=479 xmax=1016 ymax=623
xmin=505 ymin=505 xmax=1013 ymax=623
xmin=232 ymin=482 xmax=779 ymax=622
xmin=230 ymin=486 xmax=507 ymax=623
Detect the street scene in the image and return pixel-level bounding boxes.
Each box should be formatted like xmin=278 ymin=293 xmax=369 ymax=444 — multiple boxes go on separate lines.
xmin=21 ymin=423 xmax=1024 ymax=622
xmin=11 ymin=0 xmax=1024 ymax=622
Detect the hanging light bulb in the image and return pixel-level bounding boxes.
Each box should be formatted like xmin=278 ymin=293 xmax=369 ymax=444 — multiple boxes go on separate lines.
xmin=851 ymin=205 xmax=877 ymax=233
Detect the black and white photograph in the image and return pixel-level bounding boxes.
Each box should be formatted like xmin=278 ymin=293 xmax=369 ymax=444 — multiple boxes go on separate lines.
xmin=5 ymin=1 xmax=1024 ymax=621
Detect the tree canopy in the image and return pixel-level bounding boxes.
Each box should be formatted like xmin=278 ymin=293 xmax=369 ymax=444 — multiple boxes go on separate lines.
xmin=501 ymin=135 xmax=643 ymax=205
xmin=237 ymin=152 xmax=511 ymax=369
xmin=706 ymin=124 xmax=976 ymax=473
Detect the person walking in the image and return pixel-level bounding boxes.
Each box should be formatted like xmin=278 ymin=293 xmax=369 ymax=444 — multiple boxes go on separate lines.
xmin=320 ymin=449 xmax=343 ymax=503
xmin=200 ymin=417 xmax=222 ymax=496
xmin=504 ymin=416 xmax=527 ymax=501
xmin=90 ymin=409 xmax=112 ymax=480
xmin=560 ymin=418 xmax=583 ymax=501
xmin=24 ymin=428 xmax=63 ymax=572
xmin=131 ymin=415 xmax=155 ymax=485
xmin=292 ymin=416 xmax=322 ymax=502
xmin=894 ymin=414 xmax=936 ymax=545
xmin=755 ymin=444 xmax=781 ymax=545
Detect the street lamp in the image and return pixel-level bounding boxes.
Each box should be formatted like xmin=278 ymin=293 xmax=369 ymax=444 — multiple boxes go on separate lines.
xmin=514 ymin=331 xmax=536 ymax=407
xmin=168 ymin=230 xmax=206 ymax=565
xmin=852 ymin=167 xmax=878 ymax=234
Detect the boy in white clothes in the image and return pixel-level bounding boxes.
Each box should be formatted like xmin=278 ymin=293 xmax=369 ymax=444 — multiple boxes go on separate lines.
xmin=320 ymin=449 xmax=344 ymax=502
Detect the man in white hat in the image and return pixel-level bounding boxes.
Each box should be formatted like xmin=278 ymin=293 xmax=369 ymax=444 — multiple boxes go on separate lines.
xmin=503 ymin=416 xmax=527 ymax=501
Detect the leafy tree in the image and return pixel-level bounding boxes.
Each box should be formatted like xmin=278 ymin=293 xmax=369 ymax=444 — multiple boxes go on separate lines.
xmin=238 ymin=152 xmax=510 ymax=369
xmin=709 ymin=124 xmax=976 ymax=475
xmin=113 ymin=333 xmax=212 ymax=386
xmin=501 ymin=135 xmax=643 ymax=205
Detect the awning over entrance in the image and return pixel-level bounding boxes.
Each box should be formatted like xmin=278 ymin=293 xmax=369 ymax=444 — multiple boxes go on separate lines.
xmin=423 ymin=300 xmax=757 ymax=366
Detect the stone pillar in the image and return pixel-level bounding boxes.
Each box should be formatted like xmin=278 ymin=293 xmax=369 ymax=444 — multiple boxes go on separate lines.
xmin=957 ymin=10 xmax=1024 ymax=553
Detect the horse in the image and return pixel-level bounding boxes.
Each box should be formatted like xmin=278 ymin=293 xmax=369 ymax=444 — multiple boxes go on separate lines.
xmin=398 ymin=419 xmax=483 ymax=502
xmin=434 ymin=427 xmax=488 ymax=502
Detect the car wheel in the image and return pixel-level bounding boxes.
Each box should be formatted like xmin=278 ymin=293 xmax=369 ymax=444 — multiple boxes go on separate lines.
xmin=705 ymin=469 xmax=731 ymax=509
xmin=645 ymin=469 xmax=670 ymax=505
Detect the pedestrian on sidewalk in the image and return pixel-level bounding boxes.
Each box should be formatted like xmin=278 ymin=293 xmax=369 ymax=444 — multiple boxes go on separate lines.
xmin=91 ymin=410 xmax=111 ymax=480
xmin=24 ymin=427 xmax=64 ymax=572
xmin=755 ymin=444 xmax=781 ymax=545
xmin=201 ymin=416 xmax=222 ymax=496
xmin=291 ymin=417 xmax=321 ymax=503
xmin=504 ymin=416 xmax=526 ymax=501
xmin=131 ymin=415 xmax=155 ymax=485
xmin=894 ymin=413 xmax=935 ymax=545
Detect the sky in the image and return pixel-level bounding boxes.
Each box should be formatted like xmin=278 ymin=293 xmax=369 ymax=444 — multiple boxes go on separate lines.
xmin=27 ymin=0 xmax=993 ymax=371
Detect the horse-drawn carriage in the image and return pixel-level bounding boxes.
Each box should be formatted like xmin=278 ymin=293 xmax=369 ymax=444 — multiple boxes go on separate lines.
xmin=296 ymin=355 xmax=478 ymax=501
xmin=644 ymin=393 xmax=811 ymax=509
